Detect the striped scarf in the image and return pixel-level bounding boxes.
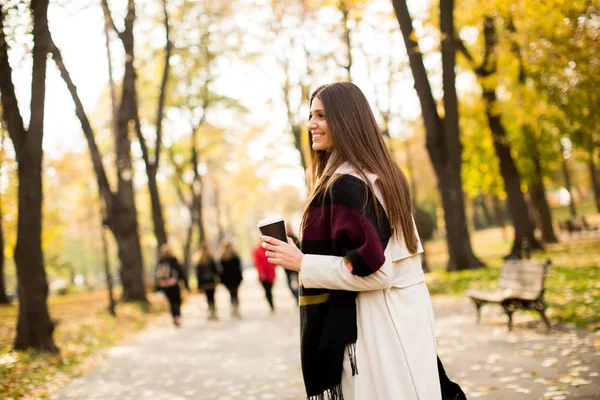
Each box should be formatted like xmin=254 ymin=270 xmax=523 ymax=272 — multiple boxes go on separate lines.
xmin=299 ymin=174 xmax=391 ymax=400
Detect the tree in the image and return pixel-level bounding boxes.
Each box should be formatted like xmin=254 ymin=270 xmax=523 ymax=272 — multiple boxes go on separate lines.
xmin=165 ymin=0 xmax=240 ymax=258
xmin=269 ymin=0 xmax=315 ymax=172
xmin=49 ymin=1 xmax=147 ymax=302
xmin=132 ymin=0 xmax=171 ymax=247
xmin=457 ymin=16 xmax=542 ymax=256
xmin=0 ymin=0 xmax=58 ymax=351
xmin=392 ymin=0 xmax=483 ymax=271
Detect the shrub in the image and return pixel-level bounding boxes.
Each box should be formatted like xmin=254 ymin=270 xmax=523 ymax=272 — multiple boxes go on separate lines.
xmin=415 ymin=203 xmax=437 ymax=242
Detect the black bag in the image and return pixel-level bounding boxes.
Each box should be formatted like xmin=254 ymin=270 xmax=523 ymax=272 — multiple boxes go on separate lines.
xmin=438 ymin=356 xmax=467 ymax=400
xmin=156 ymin=260 xmax=178 ymax=288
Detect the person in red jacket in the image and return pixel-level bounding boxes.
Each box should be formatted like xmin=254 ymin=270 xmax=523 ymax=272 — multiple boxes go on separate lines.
xmin=253 ymin=240 xmax=276 ymax=312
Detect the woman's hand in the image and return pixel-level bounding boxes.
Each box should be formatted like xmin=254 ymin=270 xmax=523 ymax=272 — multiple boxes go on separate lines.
xmin=261 ymin=236 xmax=304 ymax=272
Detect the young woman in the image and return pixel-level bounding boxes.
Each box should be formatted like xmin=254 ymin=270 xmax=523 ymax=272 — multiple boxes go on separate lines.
xmin=261 ymin=82 xmax=462 ymax=399
xmin=218 ymin=240 xmax=244 ymax=318
xmin=155 ymin=243 xmax=188 ymax=327
xmin=252 ymin=239 xmax=276 ymax=313
xmin=193 ymin=243 xmax=220 ymax=321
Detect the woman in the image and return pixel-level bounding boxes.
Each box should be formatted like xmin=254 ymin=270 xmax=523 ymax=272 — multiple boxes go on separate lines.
xmin=193 ymin=243 xmax=220 ymax=321
xmin=261 ymin=83 xmax=463 ymax=399
xmin=218 ymin=240 xmax=243 ymax=318
xmin=252 ymin=239 xmax=276 ymax=313
xmin=155 ymin=243 xmax=188 ymax=327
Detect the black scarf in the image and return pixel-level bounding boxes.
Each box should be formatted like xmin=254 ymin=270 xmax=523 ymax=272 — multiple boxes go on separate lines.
xmin=300 ymin=175 xmax=391 ymax=399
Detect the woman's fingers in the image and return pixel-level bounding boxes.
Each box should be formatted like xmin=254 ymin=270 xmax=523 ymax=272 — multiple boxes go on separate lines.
xmin=261 ymin=236 xmax=285 ymax=250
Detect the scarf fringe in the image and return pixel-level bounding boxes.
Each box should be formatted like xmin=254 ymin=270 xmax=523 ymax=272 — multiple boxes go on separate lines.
xmin=308 ymin=383 xmax=344 ymax=400
xmin=347 ymin=343 xmax=358 ymax=376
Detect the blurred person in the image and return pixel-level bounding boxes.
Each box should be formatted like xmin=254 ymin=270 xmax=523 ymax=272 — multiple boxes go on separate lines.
xmin=284 ymin=224 xmax=300 ymax=304
xmin=260 ymin=82 xmax=464 ymax=400
xmin=155 ymin=243 xmax=189 ymax=327
xmin=252 ymin=239 xmax=276 ymax=312
xmin=218 ymin=240 xmax=243 ymax=319
xmin=193 ymin=243 xmax=220 ymax=321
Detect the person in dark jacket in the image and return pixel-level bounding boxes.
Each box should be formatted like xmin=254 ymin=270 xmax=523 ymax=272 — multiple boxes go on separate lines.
xmin=284 ymin=224 xmax=300 ymax=304
xmin=155 ymin=243 xmax=189 ymax=327
xmin=194 ymin=243 xmax=220 ymax=321
xmin=218 ymin=240 xmax=244 ymax=319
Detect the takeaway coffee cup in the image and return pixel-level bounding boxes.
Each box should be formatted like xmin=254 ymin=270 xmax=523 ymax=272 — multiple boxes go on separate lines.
xmin=257 ymin=215 xmax=287 ymax=242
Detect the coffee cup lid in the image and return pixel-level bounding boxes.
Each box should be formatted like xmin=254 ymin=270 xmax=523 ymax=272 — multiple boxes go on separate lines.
xmin=257 ymin=214 xmax=284 ymax=228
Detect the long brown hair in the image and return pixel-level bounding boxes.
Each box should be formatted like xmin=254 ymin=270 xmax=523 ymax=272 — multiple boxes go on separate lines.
xmin=302 ymin=82 xmax=418 ymax=253
xmin=193 ymin=243 xmax=212 ymax=265
xmin=218 ymin=240 xmax=238 ymax=261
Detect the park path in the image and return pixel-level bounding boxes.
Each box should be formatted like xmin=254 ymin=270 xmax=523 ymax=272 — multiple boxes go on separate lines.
xmin=52 ymin=270 xmax=600 ymax=400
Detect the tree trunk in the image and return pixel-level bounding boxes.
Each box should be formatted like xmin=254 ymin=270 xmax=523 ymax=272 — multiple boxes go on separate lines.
xmin=529 ymin=181 xmax=558 ymax=244
xmin=439 ymin=0 xmax=484 ymax=270
xmin=14 ymin=161 xmax=57 ymax=351
xmin=458 ymin=16 xmax=541 ymax=257
xmin=112 ymin=216 xmax=146 ymax=301
xmin=213 ymin=179 xmax=225 ymax=243
xmin=183 ymin=223 xmax=193 ymax=275
xmin=341 ymin=5 xmax=352 ymax=81
xmin=589 ymin=142 xmax=600 ymax=213
xmin=100 ymin=218 xmax=116 ymax=316
xmin=291 ymin=125 xmax=307 ymax=171
xmin=477 ymin=195 xmax=494 ymax=227
xmin=527 ymin=135 xmax=558 ymax=244
xmin=560 ymin=151 xmax=577 ymax=218
xmin=134 ymin=0 xmax=170 ymax=247
xmin=392 ymin=0 xmax=483 ymax=271
xmin=105 ymin=0 xmax=147 ymax=302
xmin=0 ymin=0 xmax=58 ymax=351
xmin=147 ymin=168 xmax=168 ymax=246
xmin=490 ymin=195 xmax=505 ymax=228
xmin=483 ymin=90 xmax=542 ymax=256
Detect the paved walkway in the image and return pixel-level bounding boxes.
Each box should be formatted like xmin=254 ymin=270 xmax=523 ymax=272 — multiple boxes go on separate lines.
xmin=52 ymin=271 xmax=600 ymax=400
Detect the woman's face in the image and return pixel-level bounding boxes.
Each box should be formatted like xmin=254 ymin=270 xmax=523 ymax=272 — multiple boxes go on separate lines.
xmin=308 ymin=97 xmax=334 ymax=152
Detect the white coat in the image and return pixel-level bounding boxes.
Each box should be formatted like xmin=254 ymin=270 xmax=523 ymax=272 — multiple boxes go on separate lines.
xmin=300 ymin=165 xmax=442 ymax=400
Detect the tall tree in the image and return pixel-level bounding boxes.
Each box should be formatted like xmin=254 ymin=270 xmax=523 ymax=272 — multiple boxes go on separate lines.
xmin=133 ymin=0 xmax=171 ymax=247
xmin=392 ymin=0 xmax=483 ymax=271
xmin=48 ymin=1 xmax=147 ymax=302
xmin=166 ymin=0 xmax=239 ymax=254
xmin=457 ymin=16 xmax=542 ymax=256
xmin=98 ymin=0 xmax=147 ymax=301
xmin=269 ymin=0 xmax=317 ymax=173
xmin=0 ymin=0 xmax=58 ymax=351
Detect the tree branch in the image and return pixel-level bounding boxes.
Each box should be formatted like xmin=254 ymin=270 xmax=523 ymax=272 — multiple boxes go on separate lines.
xmin=167 ymin=144 xmax=190 ymax=208
xmin=0 ymin=5 xmax=26 ymax=155
xmin=391 ymin=0 xmax=441 ymax=138
xmin=154 ymin=0 xmax=171 ymax=167
xmin=100 ymin=0 xmax=124 ymax=42
xmin=505 ymin=15 xmax=526 ymax=83
xmin=48 ymin=36 xmax=114 ymax=205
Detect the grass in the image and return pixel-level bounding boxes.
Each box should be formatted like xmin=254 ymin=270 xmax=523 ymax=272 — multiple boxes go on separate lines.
xmin=551 ymin=198 xmax=598 ymax=222
xmin=424 ymin=216 xmax=600 ymax=330
xmin=0 ymin=290 xmax=170 ymax=399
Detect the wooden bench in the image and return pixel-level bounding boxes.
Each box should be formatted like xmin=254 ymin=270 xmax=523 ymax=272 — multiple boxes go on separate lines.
xmin=559 ymin=216 xmax=599 ymax=234
xmin=466 ymin=259 xmax=551 ymax=331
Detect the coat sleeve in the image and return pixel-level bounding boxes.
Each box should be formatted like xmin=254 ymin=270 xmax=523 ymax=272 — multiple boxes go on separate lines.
xmin=301 ymin=253 xmax=393 ymax=291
